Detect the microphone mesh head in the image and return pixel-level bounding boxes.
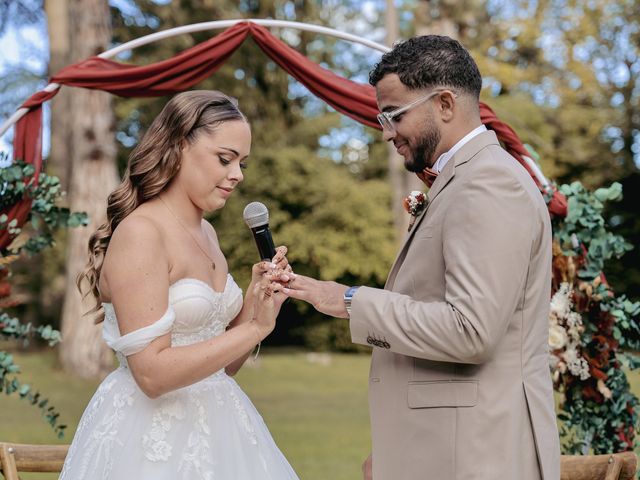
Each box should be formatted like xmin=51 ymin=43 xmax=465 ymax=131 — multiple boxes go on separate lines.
xmin=243 ymin=202 xmax=269 ymax=228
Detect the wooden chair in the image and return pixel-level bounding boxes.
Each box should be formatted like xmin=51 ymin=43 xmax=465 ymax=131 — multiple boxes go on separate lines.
xmin=0 ymin=443 xmax=69 ymax=480
xmin=561 ymin=452 xmax=637 ymax=480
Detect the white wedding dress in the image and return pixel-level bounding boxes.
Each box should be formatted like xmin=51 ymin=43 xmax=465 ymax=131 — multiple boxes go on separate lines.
xmin=60 ymin=274 xmax=299 ymax=479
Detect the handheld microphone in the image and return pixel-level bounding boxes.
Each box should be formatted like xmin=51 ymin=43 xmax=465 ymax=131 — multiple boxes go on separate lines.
xmin=243 ymin=202 xmax=276 ymax=261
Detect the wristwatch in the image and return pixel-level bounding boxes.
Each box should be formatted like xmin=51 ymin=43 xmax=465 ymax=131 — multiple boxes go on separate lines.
xmin=343 ymin=286 xmax=360 ymax=317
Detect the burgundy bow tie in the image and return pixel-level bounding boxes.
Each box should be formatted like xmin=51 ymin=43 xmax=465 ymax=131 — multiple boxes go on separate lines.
xmin=416 ymin=166 xmax=438 ymax=188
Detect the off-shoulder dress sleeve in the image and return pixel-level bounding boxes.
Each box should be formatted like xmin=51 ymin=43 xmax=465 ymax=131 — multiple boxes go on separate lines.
xmin=103 ymin=306 xmax=175 ymax=356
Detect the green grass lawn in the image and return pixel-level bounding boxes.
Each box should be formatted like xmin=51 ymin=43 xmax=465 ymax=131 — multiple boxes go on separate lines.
xmin=0 ymin=349 xmax=371 ymax=480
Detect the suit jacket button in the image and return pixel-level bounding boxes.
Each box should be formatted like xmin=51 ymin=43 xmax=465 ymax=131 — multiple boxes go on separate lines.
xmin=383 ymin=341 xmax=390 ymax=349
xmin=367 ymin=336 xmax=374 ymax=345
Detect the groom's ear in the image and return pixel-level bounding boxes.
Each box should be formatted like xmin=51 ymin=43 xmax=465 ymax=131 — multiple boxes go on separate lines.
xmin=436 ymin=91 xmax=457 ymax=123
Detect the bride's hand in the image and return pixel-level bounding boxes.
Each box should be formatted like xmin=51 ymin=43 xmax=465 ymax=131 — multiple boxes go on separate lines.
xmin=249 ymin=246 xmax=293 ymax=289
xmin=271 ymin=245 xmax=292 ymax=274
xmin=251 ymin=277 xmax=287 ymax=339
xmin=250 ymin=260 xmax=276 ymax=288
xmin=269 ymin=246 xmax=295 ymax=286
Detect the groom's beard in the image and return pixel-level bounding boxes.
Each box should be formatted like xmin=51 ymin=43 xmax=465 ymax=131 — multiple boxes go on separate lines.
xmin=405 ymin=124 xmax=442 ymax=173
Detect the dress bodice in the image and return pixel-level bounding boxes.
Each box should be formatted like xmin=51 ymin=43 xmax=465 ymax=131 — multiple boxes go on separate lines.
xmin=102 ymin=274 xmax=243 ymax=367
xmin=167 ymin=275 xmax=243 ymax=346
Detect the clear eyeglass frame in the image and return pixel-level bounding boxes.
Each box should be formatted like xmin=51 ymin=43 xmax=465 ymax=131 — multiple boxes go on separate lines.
xmin=376 ymin=89 xmax=456 ymax=133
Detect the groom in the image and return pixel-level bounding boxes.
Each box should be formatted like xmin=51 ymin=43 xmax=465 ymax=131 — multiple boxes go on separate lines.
xmin=283 ymin=35 xmax=560 ymax=480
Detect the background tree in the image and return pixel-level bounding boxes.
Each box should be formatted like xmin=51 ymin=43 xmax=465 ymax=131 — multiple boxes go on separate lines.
xmin=481 ymin=0 xmax=640 ymax=299
xmin=410 ymin=0 xmax=640 ymax=299
xmin=45 ymin=0 xmax=71 ymax=191
xmin=58 ymin=0 xmax=119 ymax=379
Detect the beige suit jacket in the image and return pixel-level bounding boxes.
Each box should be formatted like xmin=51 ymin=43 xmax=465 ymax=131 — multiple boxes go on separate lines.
xmin=350 ymin=131 xmax=560 ymax=480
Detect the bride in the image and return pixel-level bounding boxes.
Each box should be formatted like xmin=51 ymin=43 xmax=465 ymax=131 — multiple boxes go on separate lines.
xmin=60 ymin=90 xmax=299 ymax=479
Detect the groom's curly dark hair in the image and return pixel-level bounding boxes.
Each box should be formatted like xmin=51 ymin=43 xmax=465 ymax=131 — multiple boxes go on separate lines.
xmin=369 ymin=35 xmax=482 ymax=99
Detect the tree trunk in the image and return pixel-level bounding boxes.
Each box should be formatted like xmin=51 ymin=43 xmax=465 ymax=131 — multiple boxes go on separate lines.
xmin=386 ymin=1 xmax=424 ymax=241
xmin=415 ymin=0 xmax=462 ymax=41
xmin=45 ymin=0 xmax=71 ymax=190
xmin=415 ymin=1 xmax=459 ymax=38
xmin=40 ymin=0 xmax=71 ymax=327
xmin=59 ymin=0 xmax=118 ymax=379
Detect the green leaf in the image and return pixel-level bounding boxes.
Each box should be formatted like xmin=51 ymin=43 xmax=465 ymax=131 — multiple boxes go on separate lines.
xmin=593 ymin=182 xmax=622 ymax=202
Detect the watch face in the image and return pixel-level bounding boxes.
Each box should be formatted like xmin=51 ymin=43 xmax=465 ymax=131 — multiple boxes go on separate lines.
xmin=344 ymin=286 xmax=359 ymax=303
xmin=344 ymin=287 xmax=357 ymax=316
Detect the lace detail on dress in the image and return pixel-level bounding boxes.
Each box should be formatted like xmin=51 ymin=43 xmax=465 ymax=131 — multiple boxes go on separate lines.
xmin=171 ymin=322 xmax=228 ymax=346
xmin=60 ymin=373 xmax=136 ymax=479
xmin=228 ymin=385 xmax=258 ymax=445
xmin=143 ymin=395 xmax=186 ymax=462
xmin=141 ymin=376 xmax=259 ymax=476
xmin=177 ymin=395 xmax=216 ymax=479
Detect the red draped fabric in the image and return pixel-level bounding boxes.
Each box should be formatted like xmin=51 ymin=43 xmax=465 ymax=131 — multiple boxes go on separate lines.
xmin=2 ymin=21 xmax=567 ymax=249
xmin=479 ymin=104 xmax=568 ymax=217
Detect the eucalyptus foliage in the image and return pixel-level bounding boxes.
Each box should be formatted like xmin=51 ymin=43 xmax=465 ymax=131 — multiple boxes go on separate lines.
xmin=0 ymin=161 xmax=88 ymax=256
xmin=1 ymin=155 xmax=88 ymax=438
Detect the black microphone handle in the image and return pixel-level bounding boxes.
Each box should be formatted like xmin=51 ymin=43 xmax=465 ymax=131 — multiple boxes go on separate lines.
xmin=251 ymin=225 xmax=276 ymax=261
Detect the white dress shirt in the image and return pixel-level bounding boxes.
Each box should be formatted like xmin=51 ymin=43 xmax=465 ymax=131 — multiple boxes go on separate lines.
xmin=433 ymin=125 xmax=487 ymax=173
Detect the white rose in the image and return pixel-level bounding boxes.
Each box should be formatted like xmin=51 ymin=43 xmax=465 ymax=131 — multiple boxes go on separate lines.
xmin=549 ymin=324 xmax=567 ymax=350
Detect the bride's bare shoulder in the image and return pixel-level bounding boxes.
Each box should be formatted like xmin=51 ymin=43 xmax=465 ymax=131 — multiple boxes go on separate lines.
xmin=100 ymin=210 xmax=169 ymax=301
xmin=112 ymin=213 xmax=163 ymax=246
xmin=103 ymin=206 xmax=170 ymax=272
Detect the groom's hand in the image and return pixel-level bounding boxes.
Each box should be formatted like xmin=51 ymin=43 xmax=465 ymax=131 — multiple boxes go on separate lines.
xmin=282 ymin=274 xmax=349 ymax=318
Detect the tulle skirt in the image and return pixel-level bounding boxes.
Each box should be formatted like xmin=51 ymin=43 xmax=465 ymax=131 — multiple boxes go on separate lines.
xmin=59 ymin=367 xmax=299 ymax=479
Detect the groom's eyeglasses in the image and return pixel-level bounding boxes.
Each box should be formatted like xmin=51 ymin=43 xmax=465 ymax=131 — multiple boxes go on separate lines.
xmin=377 ymin=90 xmax=457 ymax=133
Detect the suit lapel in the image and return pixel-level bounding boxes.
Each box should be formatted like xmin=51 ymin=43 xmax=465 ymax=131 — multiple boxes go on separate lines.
xmin=384 ymin=203 xmax=430 ymax=289
xmin=384 ymin=164 xmax=450 ymax=290
xmin=384 ymin=130 xmax=501 ymax=290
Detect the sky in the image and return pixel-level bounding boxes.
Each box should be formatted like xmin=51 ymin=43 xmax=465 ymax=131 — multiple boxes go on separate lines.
xmin=0 ymin=14 xmax=49 ymax=164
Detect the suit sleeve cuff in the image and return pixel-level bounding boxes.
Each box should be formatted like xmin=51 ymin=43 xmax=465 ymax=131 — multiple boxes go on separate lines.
xmin=349 ymin=286 xmax=376 ymax=346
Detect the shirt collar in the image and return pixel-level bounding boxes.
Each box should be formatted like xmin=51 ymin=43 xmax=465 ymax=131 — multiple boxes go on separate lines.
xmin=433 ymin=125 xmax=487 ymax=173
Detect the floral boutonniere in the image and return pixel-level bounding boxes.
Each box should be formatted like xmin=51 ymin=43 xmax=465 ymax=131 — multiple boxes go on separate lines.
xmin=403 ymin=190 xmax=428 ymax=232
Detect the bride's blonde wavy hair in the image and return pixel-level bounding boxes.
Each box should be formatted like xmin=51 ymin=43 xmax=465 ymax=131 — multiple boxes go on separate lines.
xmin=78 ymin=90 xmax=246 ymax=322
